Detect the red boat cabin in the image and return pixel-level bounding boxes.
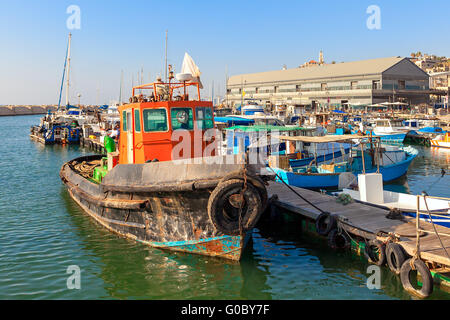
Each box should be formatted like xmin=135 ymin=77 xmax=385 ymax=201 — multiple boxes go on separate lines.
xmin=118 ymin=81 xmax=216 ymax=164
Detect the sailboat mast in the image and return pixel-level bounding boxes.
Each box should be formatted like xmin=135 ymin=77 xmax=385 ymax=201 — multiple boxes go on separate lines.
xmin=119 ymin=70 xmax=123 ymax=105
xmin=65 ymin=33 xmax=72 ymax=107
xmin=57 ymin=35 xmax=70 ymax=111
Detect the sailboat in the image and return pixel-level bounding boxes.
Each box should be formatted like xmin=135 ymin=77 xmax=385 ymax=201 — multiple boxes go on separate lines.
xmin=30 ymin=33 xmax=82 ymax=145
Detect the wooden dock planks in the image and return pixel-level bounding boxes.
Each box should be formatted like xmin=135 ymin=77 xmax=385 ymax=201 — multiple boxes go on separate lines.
xmin=267 ymin=181 xmax=450 ymax=267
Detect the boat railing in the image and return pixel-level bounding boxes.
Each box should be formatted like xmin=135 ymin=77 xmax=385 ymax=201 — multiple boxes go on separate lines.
xmin=131 ymin=81 xmax=201 ymax=103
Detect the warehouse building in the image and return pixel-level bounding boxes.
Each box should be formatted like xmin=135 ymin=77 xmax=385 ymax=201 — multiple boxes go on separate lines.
xmin=226 ymin=56 xmax=434 ymax=111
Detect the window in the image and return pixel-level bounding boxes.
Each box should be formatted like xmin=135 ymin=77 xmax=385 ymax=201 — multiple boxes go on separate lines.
xmin=321 ymin=83 xmax=328 ymax=91
xmin=372 ymin=80 xmax=381 ymax=90
xmin=398 ymin=80 xmax=406 ymax=90
xmin=134 ymin=109 xmax=141 ymax=132
xmin=351 ymin=81 xmax=358 ymax=90
xmin=196 ymin=107 xmax=214 ymax=129
xmin=171 ymin=107 xmax=193 ymax=130
xmin=143 ymin=109 xmax=168 ymax=132
xmin=122 ymin=111 xmax=127 ymax=131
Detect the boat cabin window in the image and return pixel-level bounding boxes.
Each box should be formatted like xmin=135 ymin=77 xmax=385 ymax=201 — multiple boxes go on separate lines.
xmin=143 ymin=108 xmax=168 ymax=132
xmin=196 ymin=107 xmax=214 ymax=129
xmin=171 ymin=107 xmax=194 ymax=130
xmin=376 ymin=120 xmax=389 ymax=127
xmin=134 ymin=109 xmax=141 ymax=132
xmin=122 ymin=111 xmax=127 ymax=131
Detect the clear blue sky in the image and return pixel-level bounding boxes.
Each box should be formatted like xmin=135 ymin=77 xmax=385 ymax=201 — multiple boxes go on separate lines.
xmin=0 ymin=0 xmax=449 ymax=105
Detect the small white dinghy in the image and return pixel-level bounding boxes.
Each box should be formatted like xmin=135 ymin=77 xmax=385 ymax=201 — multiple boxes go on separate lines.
xmin=335 ymin=173 xmax=450 ymax=228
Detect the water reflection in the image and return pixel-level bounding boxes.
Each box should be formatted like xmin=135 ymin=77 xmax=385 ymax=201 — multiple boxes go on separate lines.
xmin=61 ymin=188 xmax=273 ymax=299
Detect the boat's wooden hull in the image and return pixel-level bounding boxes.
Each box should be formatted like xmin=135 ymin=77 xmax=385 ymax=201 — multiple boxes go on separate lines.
xmin=60 ymin=155 xmax=264 ymax=261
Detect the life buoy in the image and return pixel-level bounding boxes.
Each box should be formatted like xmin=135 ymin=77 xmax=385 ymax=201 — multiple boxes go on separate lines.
xmin=364 ymin=239 xmax=386 ymax=266
xmin=386 ymin=242 xmax=408 ymax=275
xmin=400 ymin=258 xmax=433 ymax=298
xmin=207 ymin=179 xmax=262 ymax=235
xmin=327 ymin=229 xmax=350 ymax=250
xmin=315 ymin=212 xmax=336 ymax=236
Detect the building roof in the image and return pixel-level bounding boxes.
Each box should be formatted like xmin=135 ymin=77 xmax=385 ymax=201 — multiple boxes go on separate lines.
xmin=228 ymin=56 xmax=406 ymax=86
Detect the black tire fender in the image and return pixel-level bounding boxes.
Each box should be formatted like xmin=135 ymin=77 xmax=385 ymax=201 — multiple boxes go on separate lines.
xmin=327 ymin=229 xmax=350 ymax=250
xmin=315 ymin=212 xmax=337 ymax=236
xmin=364 ymin=239 xmax=386 ymax=266
xmin=208 ymin=179 xmax=262 ymax=236
xmin=386 ymin=242 xmax=408 ymax=275
xmin=400 ymin=258 xmax=433 ymax=298
xmin=219 ymin=172 xmax=268 ymax=210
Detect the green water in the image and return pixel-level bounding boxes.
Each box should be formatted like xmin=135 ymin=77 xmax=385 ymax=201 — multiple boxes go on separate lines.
xmin=1 ymin=115 xmax=449 ymax=300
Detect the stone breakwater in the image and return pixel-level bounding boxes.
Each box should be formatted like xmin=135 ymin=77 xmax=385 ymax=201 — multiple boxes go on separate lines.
xmin=0 ymin=105 xmax=57 ymax=116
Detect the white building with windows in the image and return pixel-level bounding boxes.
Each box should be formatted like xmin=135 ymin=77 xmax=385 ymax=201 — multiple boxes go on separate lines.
xmin=227 ymin=57 xmax=433 ymax=111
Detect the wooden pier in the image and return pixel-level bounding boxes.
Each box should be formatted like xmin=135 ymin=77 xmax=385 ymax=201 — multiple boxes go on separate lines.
xmin=267 ymin=181 xmax=450 ymax=296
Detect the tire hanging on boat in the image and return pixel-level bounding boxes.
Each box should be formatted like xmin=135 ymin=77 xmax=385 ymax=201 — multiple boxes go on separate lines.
xmin=207 ymin=178 xmax=262 ymax=236
xmin=386 ymin=242 xmax=408 ymax=275
xmin=400 ymin=258 xmax=433 ymax=298
xmin=315 ymin=213 xmax=337 ymax=236
xmin=327 ymin=229 xmax=350 ymax=250
xmin=364 ymin=239 xmax=386 ymax=266
xmin=218 ymin=172 xmax=268 ymax=210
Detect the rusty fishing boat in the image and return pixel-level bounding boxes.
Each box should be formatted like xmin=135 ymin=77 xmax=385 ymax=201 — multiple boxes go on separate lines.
xmin=60 ymin=69 xmax=269 ymax=261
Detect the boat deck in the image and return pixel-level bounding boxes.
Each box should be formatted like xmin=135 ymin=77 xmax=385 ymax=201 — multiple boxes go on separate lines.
xmin=267 ymin=181 xmax=450 ymax=268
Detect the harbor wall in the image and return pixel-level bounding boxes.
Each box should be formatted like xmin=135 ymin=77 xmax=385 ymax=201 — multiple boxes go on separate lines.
xmin=0 ymin=105 xmax=57 ymax=116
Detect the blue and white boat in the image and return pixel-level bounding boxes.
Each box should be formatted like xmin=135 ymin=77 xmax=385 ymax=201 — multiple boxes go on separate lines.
xmin=269 ymin=135 xmax=418 ymax=189
xmin=370 ymin=118 xmax=408 ymax=142
xmin=338 ymin=189 xmax=450 ymax=229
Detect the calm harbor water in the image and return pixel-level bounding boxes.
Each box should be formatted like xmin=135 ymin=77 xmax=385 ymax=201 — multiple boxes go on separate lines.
xmin=1 ymin=114 xmax=450 ymax=300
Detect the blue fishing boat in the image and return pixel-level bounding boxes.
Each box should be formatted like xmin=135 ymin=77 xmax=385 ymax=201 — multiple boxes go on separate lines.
xmin=269 ymin=135 xmax=418 ymax=189
xmin=224 ymin=125 xmax=316 ymax=155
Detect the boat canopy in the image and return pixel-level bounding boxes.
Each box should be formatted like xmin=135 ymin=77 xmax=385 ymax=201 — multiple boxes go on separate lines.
xmin=226 ymin=125 xmax=311 ymax=132
xmin=214 ymin=116 xmax=254 ymax=126
xmin=275 ymin=134 xmax=369 ymax=143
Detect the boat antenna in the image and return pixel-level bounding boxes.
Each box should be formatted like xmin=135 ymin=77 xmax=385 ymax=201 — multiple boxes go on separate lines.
xmin=65 ymin=33 xmax=72 ymax=108
xmin=57 ymin=34 xmax=70 ymax=111
xmin=165 ymin=30 xmax=168 ymax=82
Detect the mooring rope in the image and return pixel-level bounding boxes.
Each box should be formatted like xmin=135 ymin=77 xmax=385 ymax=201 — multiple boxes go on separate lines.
xmin=422 ymin=195 xmax=450 ymax=261
xmin=266 ymin=165 xmax=327 ymax=214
